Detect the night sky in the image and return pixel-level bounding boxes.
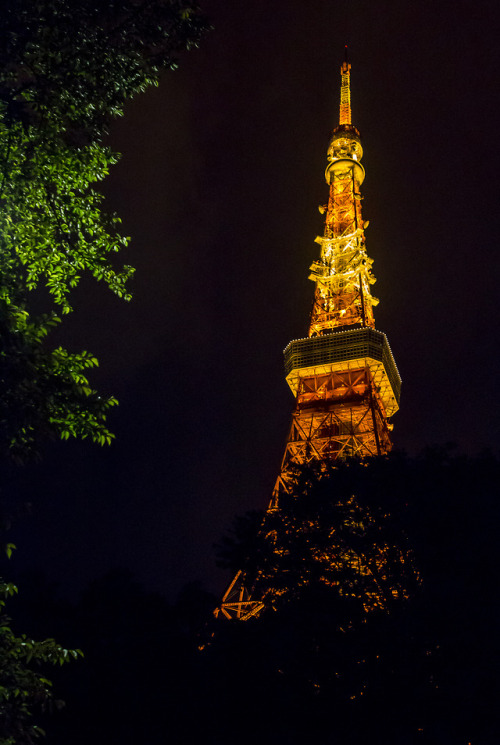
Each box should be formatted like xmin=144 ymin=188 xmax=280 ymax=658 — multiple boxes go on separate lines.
xmin=10 ymin=0 xmax=500 ymax=600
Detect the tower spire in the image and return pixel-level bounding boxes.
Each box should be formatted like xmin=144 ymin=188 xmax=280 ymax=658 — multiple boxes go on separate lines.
xmin=339 ymin=45 xmax=351 ymax=125
xmin=215 ymin=60 xmax=401 ymax=622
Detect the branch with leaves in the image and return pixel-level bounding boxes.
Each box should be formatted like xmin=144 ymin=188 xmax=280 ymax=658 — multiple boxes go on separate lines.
xmin=0 ymin=0 xmax=209 ymax=462
xmin=0 ymin=2 xmax=208 ymax=741
xmin=0 ymin=578 xmax=82 ymax=745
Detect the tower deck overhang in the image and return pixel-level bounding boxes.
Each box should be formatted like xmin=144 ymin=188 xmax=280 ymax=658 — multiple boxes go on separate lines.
xmin=325 ymin=157 xmax=365 ymax=185
xmin=284 ymin=328 xmax=401 ymax=417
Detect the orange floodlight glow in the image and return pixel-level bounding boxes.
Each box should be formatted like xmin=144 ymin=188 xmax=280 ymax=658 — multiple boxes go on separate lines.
xmin=216 ymin=58 xmax=402 ymax=622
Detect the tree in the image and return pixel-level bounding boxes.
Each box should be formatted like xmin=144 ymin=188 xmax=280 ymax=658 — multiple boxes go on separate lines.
xmin=3 ymin=569 xmax=216 ymax=745
xmin=0 ymin=1 xmax=209 ymax=740
xmin=0 ymin=576 xmax=82 ymax=745
xmin=217 ymin=458 xmax=421 ymax=619
xmin=0 ymin=0 xmax=208 ymax=462
xmin=210 ymin=450 xmax=500 ymax=745
xmin=4 ymin=451 xmax=497 ymax=744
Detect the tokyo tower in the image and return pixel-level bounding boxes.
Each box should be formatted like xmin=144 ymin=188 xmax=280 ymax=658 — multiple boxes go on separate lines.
xmin=216 ymin=52 xmax=401 ymax=621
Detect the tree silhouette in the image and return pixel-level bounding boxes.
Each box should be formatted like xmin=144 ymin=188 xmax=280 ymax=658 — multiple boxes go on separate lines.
xmin=208 ymin=449 xmax=500 ymax=745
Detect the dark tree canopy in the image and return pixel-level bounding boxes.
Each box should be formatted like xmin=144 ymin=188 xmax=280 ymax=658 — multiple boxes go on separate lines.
xmin=3 ymin=450 xmax=498 ymax=745
xmin=209 ymin=449 xmax=500 ymax=745
xmin=217 ymin=459 xmax=422 ymax=619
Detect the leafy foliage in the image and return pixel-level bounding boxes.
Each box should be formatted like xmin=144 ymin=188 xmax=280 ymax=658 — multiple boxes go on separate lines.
xmin=0 ymin=306 xmax=117 ymax=462
xmin=0 ymin=578 xmax=82 ymax=745
xmin=0 ymin=3 xmax=208 ymax=742
xmin=0 ymin=0 xmax=208 ymax=461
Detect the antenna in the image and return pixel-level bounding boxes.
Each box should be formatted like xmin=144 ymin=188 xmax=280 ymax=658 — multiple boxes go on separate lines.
xmin=339 ymin=46 xmax=352 ymax=125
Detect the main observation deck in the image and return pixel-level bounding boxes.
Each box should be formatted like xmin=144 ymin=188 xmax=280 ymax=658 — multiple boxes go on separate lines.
xmin=284 ymin=327 xmax=401 ymax=417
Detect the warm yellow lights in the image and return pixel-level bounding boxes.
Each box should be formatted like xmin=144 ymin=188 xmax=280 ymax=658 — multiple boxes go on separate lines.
xmin=213 ymin=570 xmax=265 ymax=621
xmin=217 ymin=58 xmax=400 ymax=623
xmin=339 ymin=60 xmax=351 ymax=126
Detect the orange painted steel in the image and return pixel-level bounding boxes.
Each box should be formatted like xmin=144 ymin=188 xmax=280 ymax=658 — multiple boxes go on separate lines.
xmin=216 ymin=60 xmax=400 ymax=621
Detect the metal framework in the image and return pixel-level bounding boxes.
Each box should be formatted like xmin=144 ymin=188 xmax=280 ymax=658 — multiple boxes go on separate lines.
xmin=215 ymin=57 xmax=401 ymax=621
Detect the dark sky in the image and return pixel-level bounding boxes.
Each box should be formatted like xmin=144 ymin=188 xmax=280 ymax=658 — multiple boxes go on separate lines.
xmin=9 ymin=0 xmax=500 ymax=600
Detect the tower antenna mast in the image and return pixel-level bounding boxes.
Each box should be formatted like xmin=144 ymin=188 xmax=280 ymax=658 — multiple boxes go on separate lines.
xmin=339 ymin=45 xmax=351 ymax=125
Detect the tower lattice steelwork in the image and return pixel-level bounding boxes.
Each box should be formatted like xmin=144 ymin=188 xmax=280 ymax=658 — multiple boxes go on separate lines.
xmin=216 ymin=54 xmax=401 ymax=621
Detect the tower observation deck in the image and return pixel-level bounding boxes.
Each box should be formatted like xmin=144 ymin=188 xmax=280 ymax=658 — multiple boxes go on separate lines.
xmin=216 ymin=54 xmax=401 ymax=621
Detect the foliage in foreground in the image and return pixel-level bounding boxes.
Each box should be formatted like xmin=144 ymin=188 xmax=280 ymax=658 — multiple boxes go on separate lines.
xmin=0 ymin=577 xmax=81 ymax=745
xmin=0 ymin=0 xmax=208 ymax=462
xmin=0 ymin=2 xmax=208 ymax=742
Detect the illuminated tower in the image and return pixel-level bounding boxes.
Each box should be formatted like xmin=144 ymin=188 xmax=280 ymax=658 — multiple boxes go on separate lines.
xmin=217 ymin=53 xmax=401 ymax=620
